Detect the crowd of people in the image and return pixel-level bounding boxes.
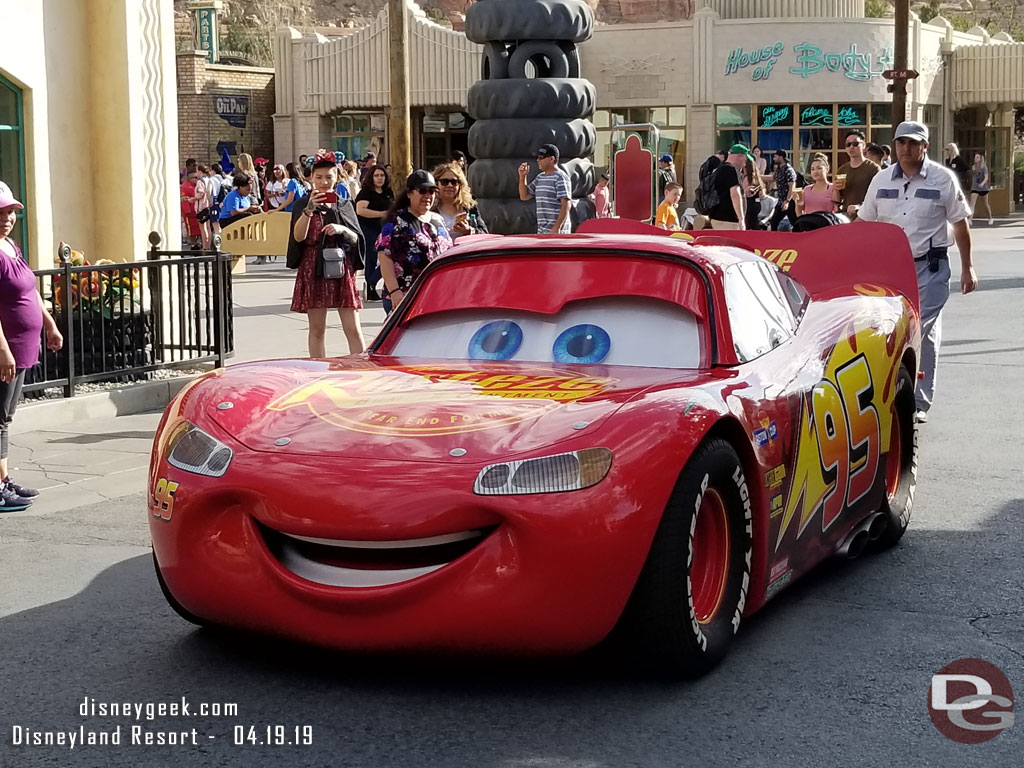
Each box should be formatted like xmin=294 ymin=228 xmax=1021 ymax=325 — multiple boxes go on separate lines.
xmin=664 ymin=131 xmax=996 ymax=233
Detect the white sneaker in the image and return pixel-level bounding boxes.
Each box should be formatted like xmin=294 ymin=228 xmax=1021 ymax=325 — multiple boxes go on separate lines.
xmin=989 ymin=218 xmax=994 ymax=225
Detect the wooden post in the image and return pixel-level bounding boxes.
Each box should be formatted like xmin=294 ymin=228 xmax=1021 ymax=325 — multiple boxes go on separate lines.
xmin=388 ymin=0 xmax=412 ymax=182
xmin=892 ymin=0 xmax=910 ymax=125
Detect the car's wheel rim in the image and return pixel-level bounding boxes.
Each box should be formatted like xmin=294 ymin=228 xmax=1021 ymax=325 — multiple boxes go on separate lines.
xmin=691 ymin=487 xmax=731 ymax=625
xmin=885 ymin=410 xmax=902 ymax=501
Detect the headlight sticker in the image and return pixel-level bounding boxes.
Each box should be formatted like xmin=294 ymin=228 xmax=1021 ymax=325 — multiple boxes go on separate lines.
xmin=473 ymin=448 xmax=613 ymax=495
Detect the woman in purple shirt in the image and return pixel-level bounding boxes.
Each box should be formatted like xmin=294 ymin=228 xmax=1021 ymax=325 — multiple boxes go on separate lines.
xmin=0 ymin=181 xmax=63 ymax=511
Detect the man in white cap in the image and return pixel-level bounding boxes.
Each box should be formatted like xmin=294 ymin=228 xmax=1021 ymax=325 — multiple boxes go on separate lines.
xmin=857 ymin=120 xmax=978 ymax=423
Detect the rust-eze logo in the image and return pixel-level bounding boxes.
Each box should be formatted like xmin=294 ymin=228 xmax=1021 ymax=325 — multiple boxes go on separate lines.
xmin=266 ymin=366 xmax=616 ymax=436
xmin=929 ymin=658 xmax=1014 ymax=743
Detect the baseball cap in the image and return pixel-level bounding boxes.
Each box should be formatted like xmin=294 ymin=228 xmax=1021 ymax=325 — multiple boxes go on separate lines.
xmin=894 ymin=120 xmax=929 ymax=143
xmin=729 ymin=143 xmax=756 ymax=163
xmin=660 ymin=154 xmax=673 ymax=164
xmin=0 ymin=181 xmax=23 ymax=209
xmin=536 ymin=144 xmax=560 ymax=160
xmin=406 ymin=169 xmax=438 ymax=191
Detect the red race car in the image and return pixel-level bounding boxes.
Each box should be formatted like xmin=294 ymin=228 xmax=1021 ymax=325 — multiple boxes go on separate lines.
xmin=149 ymin=220 xmax=921 ymax=677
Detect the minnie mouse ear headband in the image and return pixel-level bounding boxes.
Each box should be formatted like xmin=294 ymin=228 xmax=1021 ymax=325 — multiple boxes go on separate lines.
xmin=311 ymin=149 xmax=340 ymax=169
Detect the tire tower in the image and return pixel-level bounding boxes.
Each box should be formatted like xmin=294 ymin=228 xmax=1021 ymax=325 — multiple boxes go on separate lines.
xmin=465 ymin=0 xmax=598 ymax=234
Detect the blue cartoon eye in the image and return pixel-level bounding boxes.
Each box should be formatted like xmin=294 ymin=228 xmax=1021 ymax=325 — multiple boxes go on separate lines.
xmin=468 ymin=321 xmax=524 ymax=361
xmin=552 ymin=324 xmax=611 ymax=365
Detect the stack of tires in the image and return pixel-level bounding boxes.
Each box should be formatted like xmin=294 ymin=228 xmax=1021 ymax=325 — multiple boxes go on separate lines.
xmin=465 ymin=0 xmax=598 ymax=234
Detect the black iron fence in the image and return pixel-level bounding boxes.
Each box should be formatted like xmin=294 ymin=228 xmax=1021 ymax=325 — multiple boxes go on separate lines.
xmin=24 ymin=232 xmax=234 ymax=398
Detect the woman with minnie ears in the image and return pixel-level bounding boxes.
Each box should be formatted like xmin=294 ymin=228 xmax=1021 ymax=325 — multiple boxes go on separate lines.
xmin=0 ymin=181 xmax=63 ymax=511
xmin=287 ymin=150 xmax=366 ymax=357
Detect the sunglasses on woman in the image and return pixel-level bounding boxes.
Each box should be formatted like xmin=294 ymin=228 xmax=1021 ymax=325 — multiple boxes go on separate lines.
xmin=414 ymin=186 xmax=437 ymax=195
xmin=437 ymin=178 xmax=461 ymax=187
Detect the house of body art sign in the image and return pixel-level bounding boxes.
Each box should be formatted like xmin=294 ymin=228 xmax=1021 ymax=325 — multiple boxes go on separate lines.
xmin=724 ymin=41 xmax=894 ymax=82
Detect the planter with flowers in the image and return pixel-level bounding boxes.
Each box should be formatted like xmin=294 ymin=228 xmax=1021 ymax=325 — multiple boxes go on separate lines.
xmin=34 ymin=252 xmax=155 ymax=386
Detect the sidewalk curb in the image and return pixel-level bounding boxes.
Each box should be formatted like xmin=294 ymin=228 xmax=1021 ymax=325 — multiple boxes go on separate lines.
xmin=12 ymin=376 xmax=198 ymax=436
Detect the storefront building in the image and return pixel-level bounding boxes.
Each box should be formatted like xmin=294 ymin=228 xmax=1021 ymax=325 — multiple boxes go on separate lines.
xmin=0 ymin=0 xmax=179 ymax=268
xmin=276 ymin=0 xmax=1024 ymax=215
xmin=273 ymin=3 xmax=479 ymax=175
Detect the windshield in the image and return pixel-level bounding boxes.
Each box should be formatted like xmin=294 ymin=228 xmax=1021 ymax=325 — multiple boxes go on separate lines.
xmin=389 ymin=297 xmax=703 ymax=369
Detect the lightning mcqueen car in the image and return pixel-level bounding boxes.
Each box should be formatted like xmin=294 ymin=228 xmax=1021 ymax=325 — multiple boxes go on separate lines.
xmin=150 ymin=220 xmax=921 ymax=677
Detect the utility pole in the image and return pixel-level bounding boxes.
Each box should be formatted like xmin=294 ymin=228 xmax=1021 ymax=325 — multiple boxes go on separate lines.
xmin=388 ymin=0 xmax=412 ymax=181
xmin=892 ymin=0 xmax=910 ymax=124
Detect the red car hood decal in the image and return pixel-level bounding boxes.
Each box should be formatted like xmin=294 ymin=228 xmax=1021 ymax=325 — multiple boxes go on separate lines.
xmin=204 ymin=359 xmax=677 ymax=462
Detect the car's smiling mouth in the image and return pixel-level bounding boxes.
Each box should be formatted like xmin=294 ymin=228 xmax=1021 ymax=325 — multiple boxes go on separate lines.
xmin=258 ymin=522 xmax=495 ymax=588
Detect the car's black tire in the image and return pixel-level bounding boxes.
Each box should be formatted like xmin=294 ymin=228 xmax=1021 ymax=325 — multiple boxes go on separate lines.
xmin=465 ymin=0 xmax=595 ymax=44
xmin=481 ymin=42 xmax=509 ymax=80
xmin=469 ymin=118 xmax=596 ymax=160
xmin=507 ymin=40 xmax=571 ymax=79
xmin=613 ymin=438 xmax=754 ymax=678
xmin=153 ymin=550 xmax=207 ymax=627
xmin=869 ymin=364 xmax=918 ymax=550
xmin=468 ymin=78 xmax=596 ymax=120
xmin=468 ymin=157 xmax=596 ymax=199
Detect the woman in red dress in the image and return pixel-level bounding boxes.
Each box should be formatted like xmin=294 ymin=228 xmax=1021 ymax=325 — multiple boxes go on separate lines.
xmin=287 ymin=150 xmax=365 ymax=357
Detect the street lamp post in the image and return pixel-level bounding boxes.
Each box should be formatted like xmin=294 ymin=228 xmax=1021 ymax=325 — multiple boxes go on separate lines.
xmin=389 ymin=0 xmax=412 ymax=181
xmin=892 ymin=0 xmax=909 ymax=124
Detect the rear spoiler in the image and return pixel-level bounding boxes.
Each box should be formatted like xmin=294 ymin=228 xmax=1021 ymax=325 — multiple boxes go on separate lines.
xmin=577 ymin=218 xmax=920 ymax=316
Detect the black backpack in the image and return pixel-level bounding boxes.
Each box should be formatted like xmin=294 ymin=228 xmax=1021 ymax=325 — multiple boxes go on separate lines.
xmin=694 ymin=160 xmax=721 ymax=215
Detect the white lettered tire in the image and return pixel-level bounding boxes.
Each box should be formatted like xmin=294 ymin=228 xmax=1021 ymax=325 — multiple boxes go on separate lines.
xmin=613 ymin=438 xmax=754 ymax=678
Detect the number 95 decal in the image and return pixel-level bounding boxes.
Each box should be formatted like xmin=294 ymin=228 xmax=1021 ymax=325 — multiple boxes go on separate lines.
xmin=152 ymin=478 xmax=180 ymax=521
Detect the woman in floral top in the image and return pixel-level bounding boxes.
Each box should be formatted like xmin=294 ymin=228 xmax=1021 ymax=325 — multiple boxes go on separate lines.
xmin=376 ymin=170 xmax=453 ymax=313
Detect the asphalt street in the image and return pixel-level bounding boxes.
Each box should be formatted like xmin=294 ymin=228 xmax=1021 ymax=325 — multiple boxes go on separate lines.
xmin=0 ymin=222 xmax=1022 ymax=768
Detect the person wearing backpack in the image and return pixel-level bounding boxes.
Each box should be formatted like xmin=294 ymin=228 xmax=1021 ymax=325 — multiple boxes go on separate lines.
xmin=697 ymin=147 xmax=746 ymax=230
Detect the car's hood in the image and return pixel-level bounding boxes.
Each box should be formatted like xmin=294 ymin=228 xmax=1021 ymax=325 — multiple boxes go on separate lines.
xmin=199 ymin=358 xmax=680 ymax=463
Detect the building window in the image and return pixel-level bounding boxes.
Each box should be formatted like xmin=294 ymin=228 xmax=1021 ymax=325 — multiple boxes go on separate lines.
xmin=331 ymin=112 xmax=386 ymax=164
xmin=0 ymin=74 xmax=27 ymax=260
xmin=420 ymin=111 xmax=473 ymax=171
xmin=716 ymin=102 xmax=907 ymax=177
xmin=595 ymin=106 xmax=686 ymax=184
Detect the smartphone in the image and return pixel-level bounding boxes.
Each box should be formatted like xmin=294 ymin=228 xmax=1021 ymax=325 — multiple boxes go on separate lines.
xmin=322 ymin=190 xmax=339 ymax=204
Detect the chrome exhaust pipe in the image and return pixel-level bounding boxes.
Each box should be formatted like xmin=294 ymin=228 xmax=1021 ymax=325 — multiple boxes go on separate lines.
xmin=836 ymin=513 xmax=886 ymax=559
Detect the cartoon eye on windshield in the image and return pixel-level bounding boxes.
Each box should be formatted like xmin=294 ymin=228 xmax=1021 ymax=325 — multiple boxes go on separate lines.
xmin=552 ymin=324 xmax=612 ymax=365
xmin=391 ymin=297 xmax=703 ymax=369
xmin=468 ymin=321 xmax=524 ymax=361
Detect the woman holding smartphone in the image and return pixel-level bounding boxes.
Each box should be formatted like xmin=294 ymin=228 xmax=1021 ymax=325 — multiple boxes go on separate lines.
xmin=433 ymin=162 xmax=488 ymax=239
xmin=287 ymin=149 xmax=365 ymax=357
